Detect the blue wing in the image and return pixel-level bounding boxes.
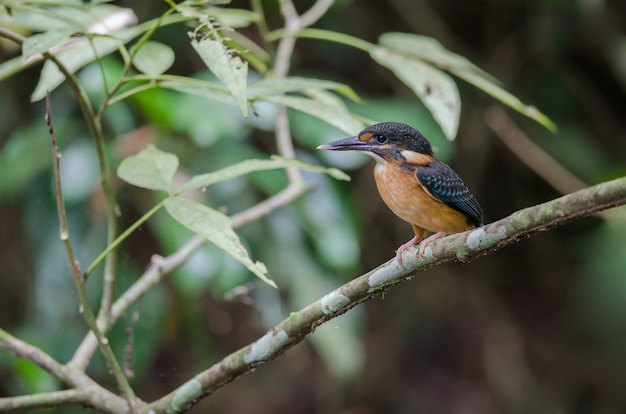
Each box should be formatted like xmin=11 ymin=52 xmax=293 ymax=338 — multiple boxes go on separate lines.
xmin=416 ymin=161 xmax=483 ymax=227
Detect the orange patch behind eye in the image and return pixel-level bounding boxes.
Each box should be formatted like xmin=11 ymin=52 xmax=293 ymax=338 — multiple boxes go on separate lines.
xmin=359 ymin=132 xmax=373 ymax=142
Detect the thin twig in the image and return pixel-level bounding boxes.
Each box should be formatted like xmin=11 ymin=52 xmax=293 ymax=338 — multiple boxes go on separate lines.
xmin=45 ymin=92 xmax=81 ymax=279
xmin=45 ymin=93 xmax=139 ymax=411
xmin=148 ymin=175 xmax=626 ymax=413
xmin=38 ymin=47 xmax=121 ymax=327
xmin=273 ymin=0 xmax=334 ymax=183
xmin=0 ymin=327 xmax=67 ymax=382
xmin=251 ymin=0 xmax=271 ymax=49
xmin=0 ymin=390 xmax=92 ymax=411
xmin=299 ymin=0 xmax=334 ymax=28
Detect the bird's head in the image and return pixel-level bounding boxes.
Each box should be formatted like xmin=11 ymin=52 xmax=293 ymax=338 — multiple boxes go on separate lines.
xmin=317 ymin=122 xmax=433 ymax=165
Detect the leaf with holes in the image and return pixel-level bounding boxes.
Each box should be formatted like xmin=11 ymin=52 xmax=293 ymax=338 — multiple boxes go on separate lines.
xmin=191 ymin=37 xmax=248 ymax=116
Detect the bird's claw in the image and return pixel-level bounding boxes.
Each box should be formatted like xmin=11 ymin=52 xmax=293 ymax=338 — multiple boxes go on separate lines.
xmin=395 ymin=231 xmax=447 ymax=266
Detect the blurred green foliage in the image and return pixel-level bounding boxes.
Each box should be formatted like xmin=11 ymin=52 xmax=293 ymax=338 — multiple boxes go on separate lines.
xmin=1 ymin=0 xmax=626 ymax=413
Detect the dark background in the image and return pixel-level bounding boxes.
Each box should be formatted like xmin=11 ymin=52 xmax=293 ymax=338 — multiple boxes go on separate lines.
xmin=1 ymin=0 xmax=626 ymax=413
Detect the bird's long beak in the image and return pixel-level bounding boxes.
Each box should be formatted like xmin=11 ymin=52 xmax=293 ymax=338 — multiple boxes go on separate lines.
xmin=317 ymin=135 xmax=372 ymax=152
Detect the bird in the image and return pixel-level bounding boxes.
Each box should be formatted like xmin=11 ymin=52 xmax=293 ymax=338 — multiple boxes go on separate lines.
xmin=317 ymin=122 xmax=483 ymax=266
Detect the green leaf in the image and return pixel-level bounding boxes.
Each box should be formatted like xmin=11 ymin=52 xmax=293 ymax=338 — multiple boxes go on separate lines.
xmin=379 ymin=33 xmax=497 ymax=83
xmin=249 ymin=77 xmax=360 ymax=102
xmin=22 ymin=28 xmax=75 ymax=60
xmin=31 ymin=36 xmax=116 ymax=101
xmin=117 ymin=145 xmax=179 ymax=193
xmin=208 ymin=7 xmax=260 ymax=28
xmin=164 ymin=197 xmax=275 ymax=288
xmin=371 ymin=46 xmax=460 ymax=140
xmin=30 ymin=27 xmax=142 ymax=101
xmin=132 ymin=41 xmax=175 ymax=77
xmin=191 ymin=37 xmax=249 ymax=116
xmin=178 ymin=156 xmax=349 ymax=193
xmin=378 ymin=32 xmax=557 ymax=132
xmin=261 ymin=94 xmax=365 ymax=135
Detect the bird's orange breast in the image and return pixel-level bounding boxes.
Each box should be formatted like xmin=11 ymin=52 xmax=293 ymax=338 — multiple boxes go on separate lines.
xmin=373 ymin=162 xmax=474 ymax=235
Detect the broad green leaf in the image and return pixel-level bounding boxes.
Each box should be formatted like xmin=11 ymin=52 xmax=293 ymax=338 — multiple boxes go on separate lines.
xmin=23 ymin=12 xmax=189 ymax=99
xmin=31 ymin=36 xmax=117 ymax=101
xmin=22 ymin=28 xmax=75 ymax=60
xmin=191 ymin=37 xmax=248 ymax=116
xmin=378 ymin=32 xmax=556 ymax=132
xmin=117 ymin=145 xmax=179 ymax=193
xmin=164 ymin=197 xmax=275 ymax=288
xmin=178 ymin=156 xmax=349 ymax=193
xmin=4 ymin=3 xmax=118 ymax=32
xmin=371 ymin=46 xmax=460 ymax=140
xmin=159 ymin=80 xmax=236 ymax=106
xmin=249 ymin=77 xmax=360 ymax=102
xmin=132 ymin=41 xmax=175 ymax=77
xmin=30 ymin=26 xmax=142 ymax=101
xmin=261 ymin=95 xmax=365 ymax=135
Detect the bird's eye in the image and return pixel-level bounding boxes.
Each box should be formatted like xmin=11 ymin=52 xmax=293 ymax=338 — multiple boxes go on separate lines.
xmin=375 ymin=134 xmax=387 ymax=144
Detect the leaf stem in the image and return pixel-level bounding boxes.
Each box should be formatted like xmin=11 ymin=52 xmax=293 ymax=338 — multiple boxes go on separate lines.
xmin=251 ymin=0 xmax=272 ymax=50
xmin=106 ymin=81 xmax=158 ymax=107
xmin=267 ymin=28 xmax=374 ymax=53
xmin=85 ymin=200 xmax=165 ymax=280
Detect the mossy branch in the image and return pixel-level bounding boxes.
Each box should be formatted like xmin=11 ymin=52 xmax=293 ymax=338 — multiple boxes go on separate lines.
xmin=148 ymin=176 xmax=626 ymax=413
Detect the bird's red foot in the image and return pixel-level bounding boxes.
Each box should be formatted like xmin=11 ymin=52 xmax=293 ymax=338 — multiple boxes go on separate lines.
xmin=395 ymin=232 xmax=448 ymax=266
xmin=417 ymin=231 xmax=447 ymax=258
xmin=395 ymin=235 xmax=422 ymax=266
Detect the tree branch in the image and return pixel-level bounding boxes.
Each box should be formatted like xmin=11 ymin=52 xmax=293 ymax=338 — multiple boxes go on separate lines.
xmin=0 ymin=328 xmax=67 ymax=382
xmin=0 ymin=389 xmax=91 ymax=411
xmin=147 ymin=176 xmax=626 ymax=413
xmin=0 ymin=328 xmax=133 ymax=413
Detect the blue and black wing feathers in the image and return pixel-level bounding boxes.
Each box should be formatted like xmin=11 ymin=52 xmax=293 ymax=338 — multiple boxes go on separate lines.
xmin=416 ymin=161 xmax=483 ymax=227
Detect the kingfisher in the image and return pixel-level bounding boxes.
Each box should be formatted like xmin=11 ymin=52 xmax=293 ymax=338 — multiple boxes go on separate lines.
xmin=318 ymin=122 xmax=483 ymax=265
